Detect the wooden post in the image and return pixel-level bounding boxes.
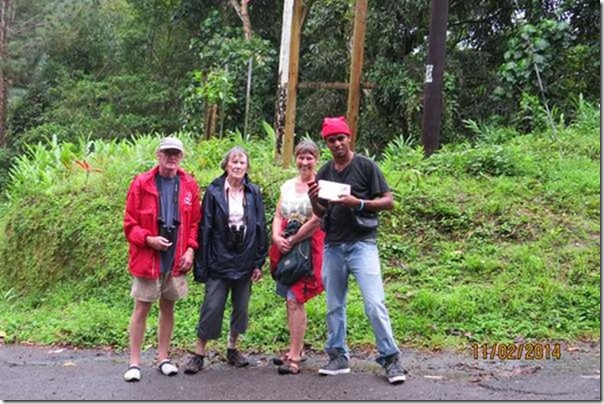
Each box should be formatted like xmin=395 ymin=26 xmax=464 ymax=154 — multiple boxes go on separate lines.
xmin=421 ymin=0 xmax=449 ymax=156
xmin=346 ymin=0 xmax=367 ymax=151
xmin=274 ymin=0 xmax=294 ymax=161
xmin=282 ymin=0 xmax=303 ymax=168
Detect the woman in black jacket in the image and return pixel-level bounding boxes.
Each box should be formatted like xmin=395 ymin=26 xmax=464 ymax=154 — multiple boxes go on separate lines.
xmin=185 ymin=146 xmax=268 ymax=374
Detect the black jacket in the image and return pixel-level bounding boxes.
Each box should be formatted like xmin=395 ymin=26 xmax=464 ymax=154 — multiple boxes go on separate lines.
xmin=193 ymin=173 xmax=268 ymax=282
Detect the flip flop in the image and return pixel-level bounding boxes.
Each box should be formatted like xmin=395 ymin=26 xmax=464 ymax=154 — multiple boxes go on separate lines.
xmin=124 ymin=365 xmax=141 ymax=382
xmin=158 ymin=359 xmax=178 ymax=376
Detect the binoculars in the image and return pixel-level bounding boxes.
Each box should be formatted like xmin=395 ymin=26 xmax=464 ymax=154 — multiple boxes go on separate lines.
xmin=226 ymin=224 xmax=246 ymax=251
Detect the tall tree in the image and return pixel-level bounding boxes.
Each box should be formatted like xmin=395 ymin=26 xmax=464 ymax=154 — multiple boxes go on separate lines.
xmin=228 ymin=0 xmax=253 ymax=137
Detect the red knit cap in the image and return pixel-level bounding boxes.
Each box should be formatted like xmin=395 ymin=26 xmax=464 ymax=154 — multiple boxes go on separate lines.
xmin=321 ymin=116 xmax=351 ymax=139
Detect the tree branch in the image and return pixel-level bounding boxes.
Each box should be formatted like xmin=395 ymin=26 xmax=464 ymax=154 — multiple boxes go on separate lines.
xmin=228 ymin=0 xmax=252 ymax=40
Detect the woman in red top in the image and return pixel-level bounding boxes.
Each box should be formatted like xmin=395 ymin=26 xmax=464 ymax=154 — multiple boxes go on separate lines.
xmin=268 ymin=139 xmax=325 ymax=375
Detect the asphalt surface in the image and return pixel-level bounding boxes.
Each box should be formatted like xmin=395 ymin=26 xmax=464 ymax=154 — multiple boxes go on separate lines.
xmin=0 ymin=341 xmax=600 ymax=400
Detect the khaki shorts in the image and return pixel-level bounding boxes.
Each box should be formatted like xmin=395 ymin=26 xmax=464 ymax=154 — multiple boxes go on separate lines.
xmin=131 ymin=273 xmax=188 ymax=302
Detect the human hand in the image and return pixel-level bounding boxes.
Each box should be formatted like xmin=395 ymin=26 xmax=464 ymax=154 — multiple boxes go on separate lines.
xmin=178 ymin=247 xmax=194 ymax=272
xmin=307 ymin=181 xmax=320 ymax=202
xmin=145 ymin=235 xmax=173 ymax=251
xmin=251 ymin=268 xmax=263 ymax=282
xmin=330 ymin=194 xmax=360 ymax=209
xmin=274 ymin=235 xmax=292 ymax=254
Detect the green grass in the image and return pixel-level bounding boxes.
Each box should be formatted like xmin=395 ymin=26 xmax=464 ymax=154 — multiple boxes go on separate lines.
xmin=0 ymin=102 xmax=599 ymax=354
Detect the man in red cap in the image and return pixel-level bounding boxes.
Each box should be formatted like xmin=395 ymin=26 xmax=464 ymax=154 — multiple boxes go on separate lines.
xmin=308 ymin=116 xmax=406 ymax=385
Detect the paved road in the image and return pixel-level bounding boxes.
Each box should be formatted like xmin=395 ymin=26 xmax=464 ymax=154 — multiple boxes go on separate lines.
xmin=0 ymin=342 xmax=600 ymax=400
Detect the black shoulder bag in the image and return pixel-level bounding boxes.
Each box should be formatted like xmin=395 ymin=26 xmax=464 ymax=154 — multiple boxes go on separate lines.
xmin=275 ymin=219 xmax=313 ymax=286
xmin=352 ymin=208 xmax=378 ymax=231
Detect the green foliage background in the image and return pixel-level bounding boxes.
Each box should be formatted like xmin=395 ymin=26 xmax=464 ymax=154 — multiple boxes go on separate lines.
xmin=4 ymin=0 xmax=599 ymax=163
xmin=0 ymin=101 xmax=599 ymax=353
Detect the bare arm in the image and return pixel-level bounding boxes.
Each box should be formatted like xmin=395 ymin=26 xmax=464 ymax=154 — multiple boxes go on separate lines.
xmin=288 ymin=214 xmax=321 ymax=245
xmin=330 ymin=191 xmax=394 ymax=212
xmin=272 ymin=196 xmax=285 ymax=241
xmin=272 ymin=196 xmax=292 ymax=254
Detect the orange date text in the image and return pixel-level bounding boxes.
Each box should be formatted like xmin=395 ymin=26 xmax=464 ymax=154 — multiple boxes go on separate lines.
xmin=471 ymin=343 xmax=561 ymax=360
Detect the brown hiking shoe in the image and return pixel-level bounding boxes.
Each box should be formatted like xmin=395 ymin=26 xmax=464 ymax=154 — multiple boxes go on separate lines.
xmin=183 ymin=354 xmax=205 ymax=374
xmin=226 ymin=348 xmax=249 ymax=367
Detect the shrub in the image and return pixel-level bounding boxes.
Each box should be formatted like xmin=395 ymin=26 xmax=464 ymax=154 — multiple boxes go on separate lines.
xmin=0 ymin=103 xmax=599 ymax=350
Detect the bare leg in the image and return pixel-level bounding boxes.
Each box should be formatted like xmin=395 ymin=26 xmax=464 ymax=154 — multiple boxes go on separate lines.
xmin=228 ymin=331 xmax=239 ymax=349
xmin=129 ymin=300 xmax=152 ymax=366
xmin=286 ymin=298 xmax=306 ymax=361
xmin=157 ymin=298 xmax=175 ymax=362
xmin=195 ymin=338 xmax=208 ymax=356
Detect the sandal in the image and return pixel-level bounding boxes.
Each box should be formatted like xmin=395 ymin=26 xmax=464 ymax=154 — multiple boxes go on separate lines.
xmin=158 ymin=359 xmax=178 ymax=376
xmin=278 ymin=359 xmax=301 ymax=375
xmin=272 ymin=354 xmax=289 ymax=366
xmin=272 ymin=350 xmax=306 ymax=366
xmin=123 ymin=365 xmax=141 ymax=382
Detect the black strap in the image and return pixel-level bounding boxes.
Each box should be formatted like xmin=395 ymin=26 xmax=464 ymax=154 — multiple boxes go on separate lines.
xmin=155 ymin=173 xmax=180 ymax=226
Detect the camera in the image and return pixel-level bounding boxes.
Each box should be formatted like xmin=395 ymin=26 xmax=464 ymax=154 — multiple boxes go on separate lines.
xmin=226 ymin=224 xmax=246 ymax=251
xmin=158 ymin=218 xmax=179 ymax=243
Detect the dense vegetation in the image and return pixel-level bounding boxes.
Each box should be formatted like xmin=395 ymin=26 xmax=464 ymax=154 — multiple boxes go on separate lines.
xmin=1 ymin=1 xmax=599 ymax=180
xmin=0 ymin=100 xmax=598 ymax=353
xmin=0 ymin=0 xmax=599 ymax=354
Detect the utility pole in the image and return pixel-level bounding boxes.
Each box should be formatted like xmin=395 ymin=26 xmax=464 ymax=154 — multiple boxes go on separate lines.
xmin=421 ymin=0 xmax=449 ymax=156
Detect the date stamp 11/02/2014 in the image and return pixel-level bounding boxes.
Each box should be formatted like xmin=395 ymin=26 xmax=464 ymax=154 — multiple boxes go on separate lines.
xmin=471 ymin=343 xmax=562 ymax=360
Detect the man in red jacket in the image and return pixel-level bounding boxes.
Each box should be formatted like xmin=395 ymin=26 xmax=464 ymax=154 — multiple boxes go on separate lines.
xmin=123 ymin=137 xmax=201 ymax=382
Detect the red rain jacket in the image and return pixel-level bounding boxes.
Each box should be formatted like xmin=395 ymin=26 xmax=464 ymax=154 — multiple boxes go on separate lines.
xmin=124 ymin=166 xmax=201 ymax=279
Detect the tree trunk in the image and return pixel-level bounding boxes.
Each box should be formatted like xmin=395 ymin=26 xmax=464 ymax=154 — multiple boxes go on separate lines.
xmin=204 ymin=103 xmax=218 ymax=140
xmin=228 ymin=0 xmax=252 ymax=40
xmin=0 ymin=0 xmax=12 ymax=147
xmin=228 ymin=0 xmax=253 ymax=137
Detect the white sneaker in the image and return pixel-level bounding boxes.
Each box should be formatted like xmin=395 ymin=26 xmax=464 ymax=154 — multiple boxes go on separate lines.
xmin=124 ymin=365 xmax=141 ymax=382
